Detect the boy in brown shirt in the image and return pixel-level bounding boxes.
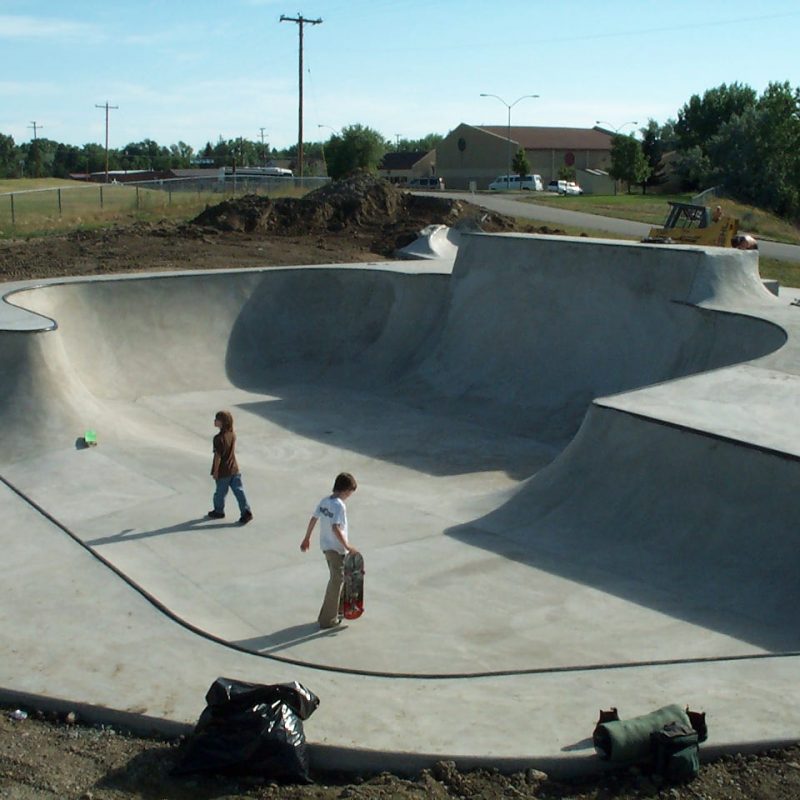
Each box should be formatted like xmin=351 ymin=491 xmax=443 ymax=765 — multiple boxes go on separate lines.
xmin=208 ymin=410 xmax=253 ymax=524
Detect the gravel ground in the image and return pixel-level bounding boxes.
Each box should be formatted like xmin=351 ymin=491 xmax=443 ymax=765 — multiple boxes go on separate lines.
xmin=3 ymin=706 xmax=800 ymax=799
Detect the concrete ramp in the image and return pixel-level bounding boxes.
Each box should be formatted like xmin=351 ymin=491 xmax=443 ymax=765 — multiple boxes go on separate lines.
xmin=3 ymin=233 xmax=800 ymax=772
xmin=396 ymin=223 xmax=462 ymax=260
xmin=451 ymin=402 xmax=800 ymax=655
xmin=412 ymin=234 xmax=785 ymax=441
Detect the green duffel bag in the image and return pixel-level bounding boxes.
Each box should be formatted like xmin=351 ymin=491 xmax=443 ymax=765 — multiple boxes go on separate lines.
xmin=593 ymin=704 xmax=690 ymax=763
xmin=651 ymin=721 xmax=700 ymax=782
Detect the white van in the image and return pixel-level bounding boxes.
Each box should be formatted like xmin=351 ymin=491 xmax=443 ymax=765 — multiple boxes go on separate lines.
xmin=489 ymin=174 xmax=543 ymax=191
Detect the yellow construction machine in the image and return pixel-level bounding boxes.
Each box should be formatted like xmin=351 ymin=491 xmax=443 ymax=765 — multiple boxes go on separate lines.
xmin=643 ymin=201 xmax=757 ymax=249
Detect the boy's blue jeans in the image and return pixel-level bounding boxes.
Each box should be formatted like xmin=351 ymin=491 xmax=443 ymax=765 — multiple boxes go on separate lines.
xmin=213 ymin=474 xmax=250 ymax=515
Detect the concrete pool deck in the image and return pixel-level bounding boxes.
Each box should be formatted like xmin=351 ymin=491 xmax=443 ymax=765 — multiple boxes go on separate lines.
xmin=1 ymin=232 xmax=799 ymax=775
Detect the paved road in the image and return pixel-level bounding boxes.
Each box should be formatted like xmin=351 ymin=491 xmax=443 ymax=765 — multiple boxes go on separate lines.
xmin=438 ymin=191 xmax=800 ymax=263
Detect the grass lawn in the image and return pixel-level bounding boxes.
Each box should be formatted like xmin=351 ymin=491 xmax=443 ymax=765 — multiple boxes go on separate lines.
xmin=522 ymin=192 xmax=800 ymax=246
xmin=758 ymin=257 xmax=800 ymax=289
xmin=0 ymin=179 xmax=313 ymax=238
xmin=0 ymin=178 xmax=80 ymax=193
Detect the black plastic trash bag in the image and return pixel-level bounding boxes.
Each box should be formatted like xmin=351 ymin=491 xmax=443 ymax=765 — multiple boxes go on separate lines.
xmin=174 ymin=677 xmax=320 ymax=783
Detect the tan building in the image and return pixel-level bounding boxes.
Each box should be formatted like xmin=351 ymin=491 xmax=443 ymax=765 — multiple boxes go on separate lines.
xmin=436 ymin=123 xmax=614 ymax=191
xmin=377 ymin=150 xmax=436 ymax=185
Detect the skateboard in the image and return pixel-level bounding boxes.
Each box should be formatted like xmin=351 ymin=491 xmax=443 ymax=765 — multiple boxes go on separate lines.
xmin=342 ymin=552 xmax=365 ymax=620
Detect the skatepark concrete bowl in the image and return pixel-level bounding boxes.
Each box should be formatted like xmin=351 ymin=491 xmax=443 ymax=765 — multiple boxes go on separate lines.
xmin=3 ymin=231 xmax=800 ymax=775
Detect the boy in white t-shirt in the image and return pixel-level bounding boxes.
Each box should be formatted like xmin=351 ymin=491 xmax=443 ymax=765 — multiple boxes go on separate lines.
xmin=300 ymin=472 xmax=359 ymax=629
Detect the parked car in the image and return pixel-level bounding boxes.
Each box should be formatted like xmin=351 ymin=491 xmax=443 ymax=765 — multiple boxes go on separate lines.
xmin=546 ymin=179 xmax=583 ymax=195
xmin=407 ymin=176 xmax=445 ymax=190
xmin=489 ymin=174 xmax=543 ymax=191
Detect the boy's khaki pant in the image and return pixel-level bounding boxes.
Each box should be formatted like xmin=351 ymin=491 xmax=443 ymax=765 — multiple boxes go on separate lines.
xmin=318 ymin=550 xmax=344 ymax=628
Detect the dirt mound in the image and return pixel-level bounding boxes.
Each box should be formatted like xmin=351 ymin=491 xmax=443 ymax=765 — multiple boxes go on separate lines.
xmin=192 ymin=173 xmax=516 ymax=255
xmin=3 ymin=706 xmax=800 ymax=800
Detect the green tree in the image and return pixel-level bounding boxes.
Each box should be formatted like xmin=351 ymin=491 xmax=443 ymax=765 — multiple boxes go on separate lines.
xmin=22 ymin=140 xmax=44 ymax=178
xmin=394 ymin=133 xmax=443 ymax=153
xmin=169 ymin=141 xmax=194 ymax=168
xmin=673 ymin=145 xmax=712 ymax=190
xmin=0 ymin=133 xmax=17 ymax=178
xmin=512 ymin=148 xmax=530 ymax=180
xmin=198 ymin=137 xmax=263 ymax=169
xmin=200 ymin=137 xmax=245 ymax=168
xmin=324 ymin=124 xmax=387 ymax=180
xmin=707 ymin=81 xmax=800 ymax=219
xmin=675 ymin=82 xmax=757 ymax=154
xmin=609 ymin=134 xmax=651 ymax=193
xmin=81 ymin=143 xmax=111 ymax=174
xmin=639 ymin=119 xmax=668 ymax=193
xmin=52 ymin=143 xmax=84 ymax=177
xmin=284 ymin=141 xmax=326 ymax=174
xmin=120 ymin=139 xmax=176 ymax=171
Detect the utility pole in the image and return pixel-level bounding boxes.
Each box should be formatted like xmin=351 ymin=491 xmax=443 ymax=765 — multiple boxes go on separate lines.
xmin=27 ymin=122 xmax=43 ymax=177
xmin=280 ymin=13 xmax=322 ymax=178
xmin=95 ymin=101 xmax=118 ymax=183
xmin=259 ymin=127 xmax=268 ymax=166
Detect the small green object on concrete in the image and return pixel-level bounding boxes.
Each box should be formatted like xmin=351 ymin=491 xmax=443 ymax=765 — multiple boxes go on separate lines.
xmin=84 ymin=430 xmax=97 ymax=447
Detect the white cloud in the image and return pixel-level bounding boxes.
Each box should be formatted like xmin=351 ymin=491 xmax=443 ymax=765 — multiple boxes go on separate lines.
xmin=0 ymin=81 xmax=59 ymax=97
xmin=0 ymin=14 xmax=103 ymax=40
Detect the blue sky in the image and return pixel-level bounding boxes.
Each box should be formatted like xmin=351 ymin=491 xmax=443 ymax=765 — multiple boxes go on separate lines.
xmin=1 ymin=0 xmax=798 ymax=152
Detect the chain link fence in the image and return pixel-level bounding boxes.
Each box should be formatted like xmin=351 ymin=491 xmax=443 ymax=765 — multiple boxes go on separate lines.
xmin=0 ymin=175 xmax=330 ymax=234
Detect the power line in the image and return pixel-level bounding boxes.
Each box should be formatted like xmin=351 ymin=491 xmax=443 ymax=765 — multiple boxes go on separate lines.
xmin=280 ymin=14 xmax=322 ymax=178
xmin=28 ymin=121 xmax=43 ymax=140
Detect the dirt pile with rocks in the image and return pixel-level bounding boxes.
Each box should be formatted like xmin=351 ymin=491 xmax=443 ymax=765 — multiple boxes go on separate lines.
xmin=3 ymin=706 xmax=800 ymax=799
xmin=191 ymin=172 xmax=517 ymax=255
xmin=0 ymin=173 xmax=566 ymax=282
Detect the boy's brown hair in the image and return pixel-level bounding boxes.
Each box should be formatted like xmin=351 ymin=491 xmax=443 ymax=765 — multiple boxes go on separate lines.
xmin=215 ymin=410 xmax=234 ymax=432
xmin=333 ymin=472 xmax=357 ymax=493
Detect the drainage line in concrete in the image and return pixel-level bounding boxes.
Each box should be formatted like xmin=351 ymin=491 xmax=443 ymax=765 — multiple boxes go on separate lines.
xmin=3 ymin=471 xmax=799 ymax=681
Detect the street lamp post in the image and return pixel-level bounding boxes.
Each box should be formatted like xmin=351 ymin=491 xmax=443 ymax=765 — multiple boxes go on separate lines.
xmin=595 ymin=120 xmax=638 ymax=134
xmin=480 ymin=93 xmax=539 ymax=189
xmin=317 ymin=125 xmax=340 ymax=177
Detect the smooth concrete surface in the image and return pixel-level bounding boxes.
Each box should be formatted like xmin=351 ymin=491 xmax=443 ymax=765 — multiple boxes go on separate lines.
xmin=2 ymin=232 xmax=800 ymax=774
xmin=397 ymin=223 xmax=462 ymax=260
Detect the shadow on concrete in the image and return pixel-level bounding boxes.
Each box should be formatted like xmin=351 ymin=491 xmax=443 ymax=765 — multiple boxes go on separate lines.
xmin=444 ymin=453 xmax=800 ymax=656
xmin=236 ymin=393 xmax=554 ymax=481
xmin=233 ymin=623 xmax=348 ymax=654
xmin=86 ymin=518 xmax=232 ymax=546
xmin=561 ymin=737 xmax=594 ymax=752
xmin=219 ymin=254 xmax=786 ymax=479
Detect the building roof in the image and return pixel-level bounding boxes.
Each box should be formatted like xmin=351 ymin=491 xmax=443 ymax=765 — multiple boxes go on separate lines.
xmin=379 ymin=151 xmax=430 ymax=170
xmin=476 ymin=126 xmax=613 ymax=150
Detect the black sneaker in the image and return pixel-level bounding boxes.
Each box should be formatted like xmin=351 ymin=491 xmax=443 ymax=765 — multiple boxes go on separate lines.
xmin=239 ymin=510 xmax=253 ymax=525
xmin=207 ymin=510 xmax=225 ymax=519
